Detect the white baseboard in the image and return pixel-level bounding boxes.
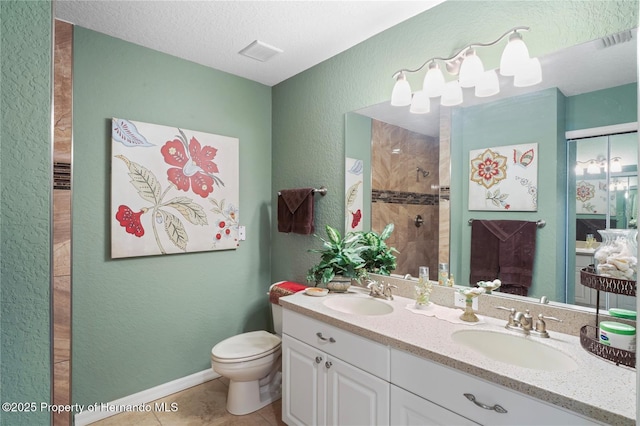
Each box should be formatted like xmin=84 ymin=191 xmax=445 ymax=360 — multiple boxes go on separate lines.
xmin=74 ymin=369 xmax=219 ymax=426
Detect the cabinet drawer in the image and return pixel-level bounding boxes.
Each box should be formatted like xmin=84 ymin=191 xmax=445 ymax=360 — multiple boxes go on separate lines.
xmin=283 ymin=309 xmax=390 ymax=380
xmin=391 ymin=349 xmax=600 ymax=425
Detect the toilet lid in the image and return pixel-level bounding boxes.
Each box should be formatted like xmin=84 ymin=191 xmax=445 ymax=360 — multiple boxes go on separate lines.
xmin=211 ymin=330 xmax=281 ymax=362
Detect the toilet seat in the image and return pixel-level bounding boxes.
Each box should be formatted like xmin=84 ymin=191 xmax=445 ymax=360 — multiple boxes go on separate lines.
xmin=211 ymin=330 xmax=281 ymax=364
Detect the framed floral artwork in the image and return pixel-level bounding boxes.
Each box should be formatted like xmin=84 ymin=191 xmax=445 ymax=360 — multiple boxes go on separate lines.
xmin=111 ymin=118 xmax=239 ymax=258
xmin=345 ymin=157 xmax=364 ymax=231
xmin=468 ymin=143 xmax=538 ymax=211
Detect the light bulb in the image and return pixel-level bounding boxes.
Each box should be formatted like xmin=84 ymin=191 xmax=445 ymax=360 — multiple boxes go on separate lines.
xmin=409 ymin=90 xmax=430 ymax=114
xmin=513 ymin=57 xmax=542 ymax=87
xmin=587 ymin=161 xmax=600 ymax=174
xmin=423 ymin=62 xmax=445 ymax=97
xmin=500 ymin=32 xmax=530 ymax=76
xmin=611 ymin=158 xmax=622 ymax=173
xmin=459 ymin=49 xmax=484 ymax=88
xmin=575 ymin=164 xmax=583 ymax=176
xmin=441 ymin=81 xmax=463 ymax=106
xmin=475 ymin=70 xmax=500 ymax=97
xmin=391 ymin=72 xmax=412 ymax=106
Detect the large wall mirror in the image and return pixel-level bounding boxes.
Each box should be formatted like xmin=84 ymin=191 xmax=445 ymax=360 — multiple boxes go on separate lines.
xmin=345 ymin=27 xmax=638 ymax=308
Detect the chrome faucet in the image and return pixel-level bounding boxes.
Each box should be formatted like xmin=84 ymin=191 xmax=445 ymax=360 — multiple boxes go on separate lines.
xmin=496 ymin=307 xmax=532 ymax=334
xmin=367 ymin=280 xmax=397 ymax=301
xmin=496 ymin=307 xmax=562 ymax=338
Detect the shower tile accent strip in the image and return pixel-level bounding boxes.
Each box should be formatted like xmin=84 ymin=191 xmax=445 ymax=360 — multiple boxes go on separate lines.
xmin=372 ymin=189 xmax=439 ymax=205
xmin=54 ymin=162 xmax=71 ymax=190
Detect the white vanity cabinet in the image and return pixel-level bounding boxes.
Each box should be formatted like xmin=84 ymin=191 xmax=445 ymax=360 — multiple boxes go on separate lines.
xmin=390 ymin=384 xmax=478 ymax=425
xmin=282 ymin=309 xmax=390 ymax=426
xmin=391 ymin=349 xmax=602 ymax=426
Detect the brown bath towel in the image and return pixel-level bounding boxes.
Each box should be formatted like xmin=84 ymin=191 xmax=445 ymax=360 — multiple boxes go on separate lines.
xmin=278 ymin=188 xmax=315 ymax=235
xmin=470 ymin=220 xmax=537 ymax=296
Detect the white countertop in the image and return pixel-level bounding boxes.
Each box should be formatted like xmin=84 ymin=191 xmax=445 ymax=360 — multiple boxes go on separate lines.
xmin=279 ymin=289 xmax=636 ymax=425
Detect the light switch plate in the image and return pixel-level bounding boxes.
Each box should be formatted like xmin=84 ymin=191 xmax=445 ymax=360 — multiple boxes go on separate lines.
xmin=238 ymin=226 xmax=246 ymax=241
xmin=454 ymin=292 xmax=478 ymax=310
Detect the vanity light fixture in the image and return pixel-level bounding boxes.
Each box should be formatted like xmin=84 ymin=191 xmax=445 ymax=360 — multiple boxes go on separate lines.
xmin=390 ymin=26 xmax=541 ymax=112
xmin=587 ymin=160 xmax=601 ymax=174
xmin=575 ymin=156 xmax=623 ymax=175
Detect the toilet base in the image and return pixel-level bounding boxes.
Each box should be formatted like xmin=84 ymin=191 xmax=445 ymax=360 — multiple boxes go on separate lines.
xmin=227 ymin=369 xmax=282 ymax=415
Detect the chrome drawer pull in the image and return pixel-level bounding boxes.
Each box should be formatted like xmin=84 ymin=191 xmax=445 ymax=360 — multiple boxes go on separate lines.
xmin=316 ymin=332 xmax=336 ymax=343
xmin=464 ymin=393 xmax=508 ymax=414
xmin=315 ymin=356 xmax=322 ymax=364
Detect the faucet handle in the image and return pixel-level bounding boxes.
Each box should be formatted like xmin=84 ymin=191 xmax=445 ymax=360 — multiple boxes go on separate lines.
xmin=539 ymin=314 xmax=562 ymax=323
xmin=531 ymin=314 xmax=562 ymax=338
xmin=496 ymin=306 xmax=517 ymax=327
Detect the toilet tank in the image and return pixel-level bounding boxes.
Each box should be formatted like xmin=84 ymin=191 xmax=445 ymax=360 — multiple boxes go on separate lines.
xmin=268 ymin=283 xmax=284 ymax=336
xmin=271 ymin=303 xmax=283 ymax=336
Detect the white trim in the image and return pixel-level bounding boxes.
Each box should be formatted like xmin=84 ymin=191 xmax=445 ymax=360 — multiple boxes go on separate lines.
xmin=74 ymin=369 xmax=219 ymax=426
xmin=565 ymin=122 xmax=638 ymax=139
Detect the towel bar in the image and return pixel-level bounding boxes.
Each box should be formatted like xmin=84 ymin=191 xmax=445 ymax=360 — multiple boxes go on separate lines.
xmin=468 ymin=218 xmax=545 ymax=228
xmin=278 ymin=186 xmax=327 ymax=196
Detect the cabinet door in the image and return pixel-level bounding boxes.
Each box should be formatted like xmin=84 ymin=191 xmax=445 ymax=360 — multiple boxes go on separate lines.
xmin=325 ymin=355 xmax=390 ymax=426
xmin=390 ymin=385 xmax=479 ymax=426
xmin=282 ymin=335 xmax=326 ymax=426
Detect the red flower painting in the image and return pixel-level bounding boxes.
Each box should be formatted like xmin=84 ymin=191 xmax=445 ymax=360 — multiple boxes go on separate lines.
xmin=111 ymin=119 xmax=239 ymax=258
xmin=161 ymin=135 xmax=219 ymax=198
xmin=115 ymin=205 xmax=145 ymax=237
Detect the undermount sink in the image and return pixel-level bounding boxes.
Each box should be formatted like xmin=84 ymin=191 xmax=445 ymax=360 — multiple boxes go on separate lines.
xmin=451 ymin=329 xmax=578 ymax=372
xmin=323 ymin=296 xmax=394 ymax=316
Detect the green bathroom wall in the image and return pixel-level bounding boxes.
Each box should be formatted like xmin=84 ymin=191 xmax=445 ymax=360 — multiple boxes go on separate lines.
xmin=72 ymin=28 xmax=272 ymax=406
xmin=0 ymin=1 xmax=52 ymax=425
xmin=271 ymin=1 xmax=638 ymax=289
xmin=566 ymin=83 xmax=638 ymax=131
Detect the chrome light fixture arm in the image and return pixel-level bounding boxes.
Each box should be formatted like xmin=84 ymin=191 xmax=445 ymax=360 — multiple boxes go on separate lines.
xmin=391 ymin=26 xmax=530 ymax=79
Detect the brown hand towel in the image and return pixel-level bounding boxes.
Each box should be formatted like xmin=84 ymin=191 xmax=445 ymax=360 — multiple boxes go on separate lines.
xmin=278 ymin=188 xmax=315 ymax=235
xmin=470 ymin=220 xmax=537 ymax=296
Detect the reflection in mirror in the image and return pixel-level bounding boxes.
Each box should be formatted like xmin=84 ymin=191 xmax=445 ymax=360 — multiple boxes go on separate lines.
xmin=570 ymin=131 xmax=638 ymax=310
xmin=345 ymin=27 xmax=637 ymax=306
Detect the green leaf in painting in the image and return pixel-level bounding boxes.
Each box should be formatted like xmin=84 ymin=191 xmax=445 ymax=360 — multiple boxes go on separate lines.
xmin=166 ymin=197 xmax=208 ymax=226
xmin=115 ymin=155 xmax=161 ymax=205
xmin=161 ymin=210 xmax=188 ymax=251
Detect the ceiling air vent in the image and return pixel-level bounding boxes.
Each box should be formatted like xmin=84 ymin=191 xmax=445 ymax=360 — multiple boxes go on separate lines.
xmin=239 ymin=40 xmax=283 ymax=62
xmin=600 ymin=30 xmax=634 ymax=48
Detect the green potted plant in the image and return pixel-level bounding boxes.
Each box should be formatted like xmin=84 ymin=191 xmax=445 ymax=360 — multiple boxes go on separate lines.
xmin=358 ymin=223 xmax=398 ymax=277
xmin=306 ymin=225 xmax=369 ymax=292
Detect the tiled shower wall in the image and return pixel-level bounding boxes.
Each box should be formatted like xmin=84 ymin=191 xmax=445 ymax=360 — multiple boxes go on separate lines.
xmin=371 ymin=120 xmax=440 ymax=279
xmin=53 ymin=20 xmax=72 ymax=426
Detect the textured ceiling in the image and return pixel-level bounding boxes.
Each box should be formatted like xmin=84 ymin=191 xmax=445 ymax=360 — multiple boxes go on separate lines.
xmin=55 ymin=0 xmax=445 ymax=86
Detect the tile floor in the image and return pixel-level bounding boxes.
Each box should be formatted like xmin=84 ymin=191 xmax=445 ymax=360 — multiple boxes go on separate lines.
xmin=89 ymin=378 xmax=285 ymax=426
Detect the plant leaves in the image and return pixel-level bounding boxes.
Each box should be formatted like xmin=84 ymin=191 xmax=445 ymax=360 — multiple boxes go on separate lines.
xmin=380 ymin=223 xmax=394 ymax=240
xmin=166 ymin=197 xmax=208 ymax=225
xmin=161 ymin=210 xmax=188 ymax=251
xmin=326 ymin=225 xmax=341 ymax=245
xmin=115 ymin=155 xmax=161 ymax=204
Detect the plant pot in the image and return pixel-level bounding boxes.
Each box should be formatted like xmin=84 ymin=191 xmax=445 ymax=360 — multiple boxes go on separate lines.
xmin=327 ymin=276 xmax=351 ymax=293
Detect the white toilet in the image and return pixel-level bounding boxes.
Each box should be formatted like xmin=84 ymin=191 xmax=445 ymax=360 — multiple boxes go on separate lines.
xmin=211 ymin=283 xmax=285 ymax=415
